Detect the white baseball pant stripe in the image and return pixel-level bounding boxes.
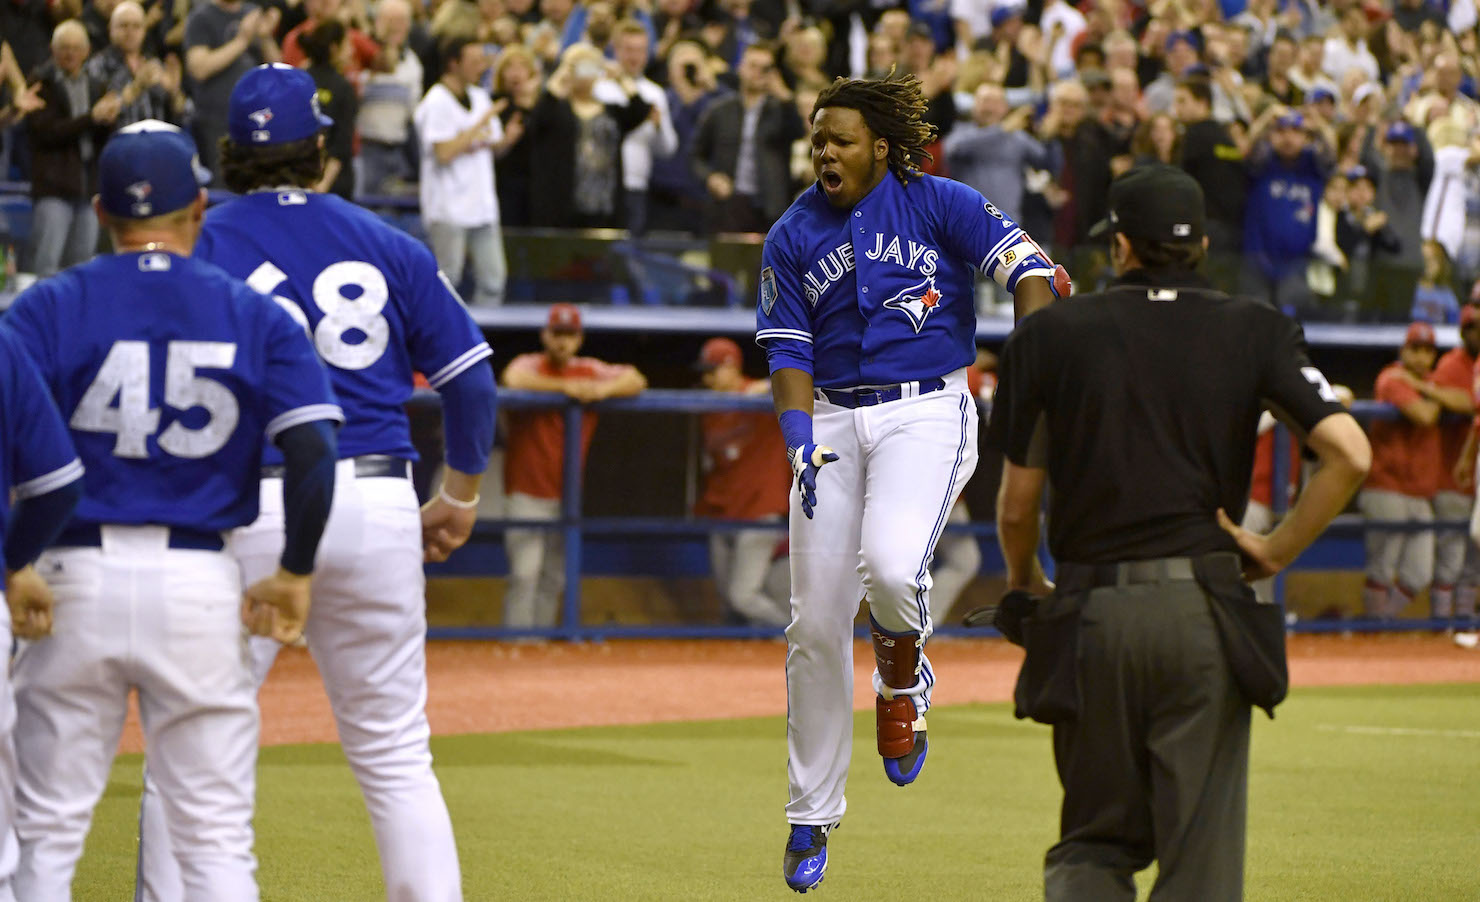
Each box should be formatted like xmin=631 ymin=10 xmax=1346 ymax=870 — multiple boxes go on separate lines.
xmin=139 ymin=462 xmax=462 ymax=902
xmin=15 ymin=528 xmax=258 ymax=902
xmin=785 ymin=370 xmax=978 ymax=825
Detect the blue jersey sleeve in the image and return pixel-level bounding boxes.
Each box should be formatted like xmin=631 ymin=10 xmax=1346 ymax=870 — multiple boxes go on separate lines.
xmin=936 ymin=179 xmax=1055 ymax=293
xmin=755 ymin=228 xmax=815 ymax=376
xmin=402 ymin=241 xmax=494 ymax=388
xmin=258 ymin=294 xmax=345 ymax=440
xmin=0 ymin=329 xmax=83 ymax=502
xmin=1 ymin=280 xmax=63 ymax=388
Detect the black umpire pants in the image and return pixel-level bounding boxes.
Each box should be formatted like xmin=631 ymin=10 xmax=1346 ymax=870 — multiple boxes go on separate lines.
xmin=1044 ymin=576 xmax=1251 ymax=902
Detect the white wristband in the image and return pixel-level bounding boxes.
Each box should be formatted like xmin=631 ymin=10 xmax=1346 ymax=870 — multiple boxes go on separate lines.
xmin=438 ymin=488 xmax=480 ymax=510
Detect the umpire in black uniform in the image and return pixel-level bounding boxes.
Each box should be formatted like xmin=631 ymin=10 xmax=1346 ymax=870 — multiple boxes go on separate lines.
xmin=985 ymin=164 xmax=1372 ymax=901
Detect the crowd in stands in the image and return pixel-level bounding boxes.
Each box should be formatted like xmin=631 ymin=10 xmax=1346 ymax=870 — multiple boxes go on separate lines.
xmin=3 ymin=0 xmax=1480 ymax=316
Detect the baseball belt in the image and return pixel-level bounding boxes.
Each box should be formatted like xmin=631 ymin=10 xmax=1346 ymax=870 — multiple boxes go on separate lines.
xmin=55 ymin=523 xmax=226 ymax=552
xmin=1056 ymin=556 xmax=1201 ymax=592
xmin=260 ymin=454 xmax=411 ymax=480
xmin=814 ymin=377 xmax=946 ymax=409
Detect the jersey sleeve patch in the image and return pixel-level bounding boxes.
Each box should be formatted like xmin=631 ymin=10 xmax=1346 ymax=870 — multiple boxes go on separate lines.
xmin=759 ymin=266 xmax=778 ymax=316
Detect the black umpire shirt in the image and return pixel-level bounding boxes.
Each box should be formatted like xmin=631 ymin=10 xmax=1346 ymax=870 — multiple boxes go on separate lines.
xmin=986 ymin=268 xmax=1346 ymax=564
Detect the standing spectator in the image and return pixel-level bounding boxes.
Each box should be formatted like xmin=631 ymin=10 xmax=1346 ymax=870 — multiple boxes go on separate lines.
xmin=415 ymin=37 xmax=507 ymax=305
xmin=690 ymin=40 xmax=803 ymax=235
xmin=1129 ymin=111 xmax=1179 ymax=166
xmin=943 ymin=82 xmax=1046 ymax=224
xmin=1040 ymin=78 xmax=1113 ymax=274
xmin=182 ymin=0 xmax=280 ymax=181
xmin=1039 ymin=0 xmax=1086 ymax=80
xmin=595 ymin=19 xmax=678 ymax=235
xmin=779 ymin=24 xmax=827 ymax=92
xmin=901 ymin=23 xmax=956 ymax=142
xmin=27 ymin=20 xmax=119 ymax=279
xmin=1323 ymin=5 xmax=1380 ymax=84
xmin=1413 ymin=240 xmax=1462 ymax=323
xmin=984 ymin=5 xmax=1032 ymax=92
xmin=1406 ymin=53 xmax=1480 ymax=144
xmin=490 ymin=45 xmax=539 ymax=227
xmin=1101 ymin=67 xmax=1143 ymax=166
xmin=528 ymin=0 xmax=579 ymax=67
xmin=693 ymin=337 xmax=791 ymax=627
xmin=1372 ymin=120 xmax=1432 ymax=313
xmin=280 ymin=0 xmax=378 ymax=73
xmin=84 ymin=1 xmax=190 ymax=127
xmin=1143 ymin=30 xmax=1200 ymax=114
xmin=1289 ymin=34 xmax=1338 ymax=100
xmin=527 ymin=42 xmax=652 ymax=229
xmin=500 ymin=304 xmax=647 ymax=630
xmin=357 ymin=0 xmax=422 ymax=196
xmin=1337 ymin=165 xmax=1402 ymax=316
xmin=299 ymin=20 xmax=356 ymax=199
xmin=648 ymin=38 xmax=725 ymax=234
xmin=1425 ymin=305 xmax=1480 ymax=625
xmin=1175 ymin=76 xmax=1247 ymax=291
xmin=1261 ymin=31 xmax=1303 ymax=107
xmin=1361 ymin=322 xmax=1441 ymax=619
xmin=1242 ymin=109 xmax=1331 ymax=312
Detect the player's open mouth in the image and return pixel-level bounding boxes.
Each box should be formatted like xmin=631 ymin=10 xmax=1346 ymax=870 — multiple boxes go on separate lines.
xmin=821 ymin=171 xmax=843 ymax=191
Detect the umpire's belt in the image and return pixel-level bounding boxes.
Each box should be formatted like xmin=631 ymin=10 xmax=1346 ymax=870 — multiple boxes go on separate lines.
xmin=815 ymin=377 xmax=945 ymax=409
xmin=55 ymin=523 xmax=225 ymax=552
xmin=1057 ymin=556 xmax=1205 ymax=592
xmin=260 ymin=454 xmax=411 ymax=480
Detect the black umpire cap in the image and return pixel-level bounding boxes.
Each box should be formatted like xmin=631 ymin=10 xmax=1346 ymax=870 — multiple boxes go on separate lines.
xmin=1088 ymin=164 xmax=1206 ymax=244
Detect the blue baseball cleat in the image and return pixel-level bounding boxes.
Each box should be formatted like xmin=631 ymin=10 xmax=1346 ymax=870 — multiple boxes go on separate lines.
xmin=883 ymin=729 xmax=928 ymax=786
xmin=783 ymin=823 xmax=833 ymax=893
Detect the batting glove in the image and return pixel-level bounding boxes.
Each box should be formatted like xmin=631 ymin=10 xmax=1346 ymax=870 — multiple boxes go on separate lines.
xmin=791 ymin=443 xmax=839 ymax=519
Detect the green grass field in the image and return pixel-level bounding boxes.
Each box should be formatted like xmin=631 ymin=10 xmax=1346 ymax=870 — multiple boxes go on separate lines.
xmin=74 ymin=684 xmax=1478 ymax=900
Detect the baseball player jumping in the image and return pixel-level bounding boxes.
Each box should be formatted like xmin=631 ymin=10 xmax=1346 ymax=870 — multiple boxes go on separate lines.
xmin=2 ymin=120 xmax=342 ymax=901
xmin=757 ymin=72 xmax=1066 ymax=893
xmin=0 ymin=328 xmax=85 ymax=902
xmin=136 ymin=65 xmax=496 ymax=902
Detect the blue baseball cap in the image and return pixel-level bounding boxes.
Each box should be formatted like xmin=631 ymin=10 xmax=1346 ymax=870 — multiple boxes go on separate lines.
xmin=1165 ymin=29 xmax=1202 ymax=53
xmin=1307 ymin=85 xmax=1336 ymax=104
xmin=1275 ymin=110 xmax=1305 ymax=130
xmin=990 ymin=4 xmax=1023 ymax=28
xmin=228 ymin=63 xmax=333 ymax=146
xmin=1385 ymin=120 xmax=1416 ymax=142
xmin=98 ymin=120 xmax=207 ymax=219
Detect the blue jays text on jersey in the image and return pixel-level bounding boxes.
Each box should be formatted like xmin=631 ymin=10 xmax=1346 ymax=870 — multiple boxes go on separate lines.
xmin=194 ymin=189 xmax=492 ymax=465
xmin=1 ymin=251 xmax=342 ymax=533
xmin=0 ymin=327 xmax=84 ymax=571
xmin=756 ymin=173 xmax=1054 ymax=388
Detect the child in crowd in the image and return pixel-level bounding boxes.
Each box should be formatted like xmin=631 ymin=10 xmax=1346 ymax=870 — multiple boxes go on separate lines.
xmin=1412 ymin=239 xmax=1462 ymax=324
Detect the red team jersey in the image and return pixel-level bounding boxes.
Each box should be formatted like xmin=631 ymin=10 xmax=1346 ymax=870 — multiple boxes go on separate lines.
xmin=696 ymin=379 xmax=792 ymax=520
xmin=1431 ymin=346 xmax=1476 ymax=494
xmin=503 ymin=354 xmax=627 ymax=500
xmin=1367 ymin=362 xmax=1441 ymax=498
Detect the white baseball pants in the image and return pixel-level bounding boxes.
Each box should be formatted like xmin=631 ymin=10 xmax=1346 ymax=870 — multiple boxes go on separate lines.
xmin=710 ymin=519 xmax=790 ymax=626
xmin=502 ymin=492 xmax=564 ymax=628
xmin=139 ymin=461 xmax=462 ymax=902
xmin=15 ymin=528 xmax=258 ymax=902
xmin=1433 ymin=490 xmax=1479 ymax=617
xmin=785 ymin=370 xmax=978 ymax=825
xmin=0 ymin=601 xmax=19 ymax=902
xmin=1359 ymin=489 xmax=1435 ymax=618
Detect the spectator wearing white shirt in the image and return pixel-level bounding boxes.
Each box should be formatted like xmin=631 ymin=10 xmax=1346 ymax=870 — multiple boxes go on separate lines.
xmin=1039 ymin=0 xmax=1087 ymax=81
xmin=358 ymin=0 xmax=423 ymax=197
xmin=415 ymin=37 xmax=510 ymax=305
xmin=594 ymin=19 xmax=678 ymax=235
xmin=1322 ymin=6 xmax=1380 ymax=84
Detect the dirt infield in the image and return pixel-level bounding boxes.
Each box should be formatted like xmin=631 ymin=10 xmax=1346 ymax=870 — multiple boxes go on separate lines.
xmin=109 ymin=634 xmax=1480 ymax=753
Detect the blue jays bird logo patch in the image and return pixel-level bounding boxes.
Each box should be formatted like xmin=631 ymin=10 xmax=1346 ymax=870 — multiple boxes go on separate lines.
xmin=882 ymin=276 xmax=944 ymax=334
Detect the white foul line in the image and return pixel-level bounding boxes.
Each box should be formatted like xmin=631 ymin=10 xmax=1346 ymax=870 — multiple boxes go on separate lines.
xmin=1317 ymin=725 xmax=1480 ymax=740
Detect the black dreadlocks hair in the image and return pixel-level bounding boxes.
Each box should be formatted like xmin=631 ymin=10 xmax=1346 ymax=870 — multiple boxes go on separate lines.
xmin=813 ymin=70 xmax=936 ymax=186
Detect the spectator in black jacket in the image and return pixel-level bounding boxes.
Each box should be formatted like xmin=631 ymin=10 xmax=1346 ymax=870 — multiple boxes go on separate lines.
xmin=299 ymin=20 xmax=356 ymax=199
xmin=1174 ymin=75 xmax=1247 ymax=292
xmin=690 ymin=40 xmax=804 ymax=235
xmin=527 ymin=42 xmax=651 ymax=229
xmin=27 ymin=19 xmax=120 ymax=277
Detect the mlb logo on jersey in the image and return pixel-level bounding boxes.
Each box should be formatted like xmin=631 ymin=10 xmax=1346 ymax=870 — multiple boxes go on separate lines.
xmin=138 ymin=252 xmax=171 ymax=272
xmin=882 ymin=276 xmax=944 ymax=334
xmin=249 ymin=107 xmax=273 ymax=142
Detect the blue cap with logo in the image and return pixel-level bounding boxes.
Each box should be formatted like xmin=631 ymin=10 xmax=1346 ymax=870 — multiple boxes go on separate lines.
xmin=98 ymin=120 xmax=207 ymax=219
xmin=990 ymin=4 xmax=1024 ymax=28
xmin=1275 ymin=110 xmax=1305 ymax=130
xmin=228 ymin=63 xmax=334 ymax=146
xmin=1307 ymin=85 xmax=1336 ymax=104
xmin=1385 ymin=120 xmax=1416 ymax=143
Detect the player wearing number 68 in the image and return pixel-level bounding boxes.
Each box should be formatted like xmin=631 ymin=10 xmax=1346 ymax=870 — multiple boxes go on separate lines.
xmin=131 ymin=64 xmax=498 ymax=902
xmin=0 ymin=120 xmax=344 ymax=899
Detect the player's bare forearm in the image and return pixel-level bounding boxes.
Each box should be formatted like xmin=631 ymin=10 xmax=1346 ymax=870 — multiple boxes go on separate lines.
xmin=997 ymin=460 xmax=1049 ymax=592
xmin=1014 ymin=275 xmax=1055 ymax=321
xmin=771 ymin=367 xmax=815 ymax=417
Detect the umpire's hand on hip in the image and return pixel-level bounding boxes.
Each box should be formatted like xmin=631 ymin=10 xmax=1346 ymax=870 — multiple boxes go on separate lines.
xmin=791 ymin=443 xmax=839 ymax=520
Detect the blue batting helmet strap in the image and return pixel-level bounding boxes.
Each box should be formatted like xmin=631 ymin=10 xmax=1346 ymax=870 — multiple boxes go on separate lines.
xmin=98 ymin=120 xmax=206 ymax=220
xmin=228 ymin=63 xmax=334 ymax=146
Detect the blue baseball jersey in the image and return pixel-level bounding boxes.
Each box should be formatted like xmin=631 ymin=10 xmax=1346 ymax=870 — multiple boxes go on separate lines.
xmin=194 ymin=190 xmax=494 ymax=464
xmin=0 ymin=328 xmax=84 ymax=571
xmin=756 ymin=173 xmax=1054 ymax=388
xmin=1 ymin=251 xmax=343 ymax=533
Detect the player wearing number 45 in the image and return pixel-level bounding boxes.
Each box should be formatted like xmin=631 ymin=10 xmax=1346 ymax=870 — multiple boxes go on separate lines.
xmin=132 ymin=65 xmax=498 ymax=902
xmin=0 ymin=120 xmax=343 ymax=900
xmin=757 ymin=72 xmax=1069 ymax=893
